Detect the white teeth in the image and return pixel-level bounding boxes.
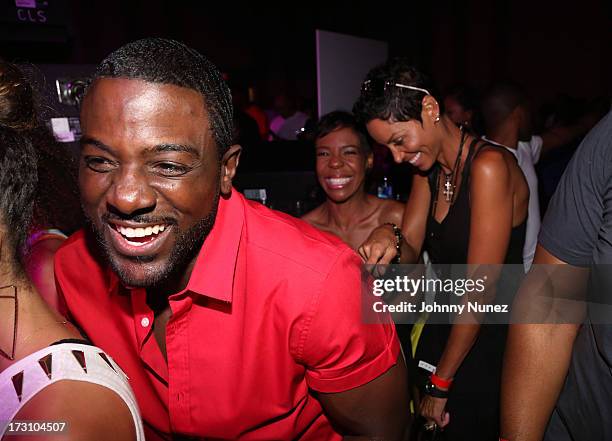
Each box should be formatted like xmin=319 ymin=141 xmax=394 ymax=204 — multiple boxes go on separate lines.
xmin=125 ymin=239 xmax=147 ymax=247
xmin=328 ymin=177 xmax=351 ymax=186
xmin=409 ymin=152 xmax=421 ymax=165
xmin=116 ymin=224 xmax=167 ymax=240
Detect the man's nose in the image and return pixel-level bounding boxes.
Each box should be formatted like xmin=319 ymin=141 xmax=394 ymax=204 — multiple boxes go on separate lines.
xmin=106 ymin=167 xmax=156 ymax=216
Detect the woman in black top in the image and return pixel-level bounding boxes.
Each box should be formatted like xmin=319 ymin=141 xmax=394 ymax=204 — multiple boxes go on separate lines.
xmin=354 ymin=59 xmax=528 ymax=440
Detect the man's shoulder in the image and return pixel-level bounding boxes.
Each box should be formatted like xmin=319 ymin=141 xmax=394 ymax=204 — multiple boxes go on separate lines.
xmin=242 ymin=198 xmax=358 ymax=276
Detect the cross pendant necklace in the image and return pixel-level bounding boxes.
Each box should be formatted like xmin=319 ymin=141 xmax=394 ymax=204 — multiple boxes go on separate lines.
xmin=443 ymin=175 xmax=454 ymax=202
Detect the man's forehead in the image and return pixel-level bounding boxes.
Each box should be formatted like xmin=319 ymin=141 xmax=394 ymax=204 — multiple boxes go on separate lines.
xmin=85 ymin=77 xmax=208 ymax=115
xmin=81 ymin=78 xmax=217 ymax=152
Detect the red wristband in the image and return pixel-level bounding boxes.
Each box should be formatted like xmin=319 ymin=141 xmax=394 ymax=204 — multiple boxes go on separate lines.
xmin=430 ymin=373 xmax=453 ymax=389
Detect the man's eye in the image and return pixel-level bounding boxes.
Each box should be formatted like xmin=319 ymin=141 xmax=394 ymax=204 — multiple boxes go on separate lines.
xmin=316 ymin=151 xmax=329 ymax=157
xmin=153 ymin=162 xmax=190 ymax=177
xmin=84 ymin=156 xmax=116 ymax=173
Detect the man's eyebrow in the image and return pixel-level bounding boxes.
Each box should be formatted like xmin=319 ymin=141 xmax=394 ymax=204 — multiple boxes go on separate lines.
xmin=80 ymin=137 xmax=115 ymax=154
xmin=144 ymin=143 xmax=200 ymax=157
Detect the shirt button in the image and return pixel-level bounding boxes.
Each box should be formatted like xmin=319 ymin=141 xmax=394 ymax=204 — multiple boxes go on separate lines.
xmin=140 ymin=317 xmax=150 ymax=328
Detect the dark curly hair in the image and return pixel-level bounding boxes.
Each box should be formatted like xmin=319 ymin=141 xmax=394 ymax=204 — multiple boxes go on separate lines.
xmin=89 ymin=38 xmax=234 ymax=157
xmin=353 ymin=58 xmax=436 ymax=125
xmin=314 ymin=111 xmax=371 ymax=154
xmin=30 ymin=126 xmax=83 ymax=235
xmin=0 ymin=61 xmax=38 ymax=270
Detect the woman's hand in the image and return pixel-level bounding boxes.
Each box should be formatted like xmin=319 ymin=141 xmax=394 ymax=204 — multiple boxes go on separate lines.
xmin=420 ymin=394 xmax=450 ymax=429
xmin=358 ymin=224 xmax=398 ymax=264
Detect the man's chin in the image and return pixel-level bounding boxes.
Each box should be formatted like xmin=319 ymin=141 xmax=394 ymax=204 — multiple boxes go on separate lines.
xmin=108 ymin=254 xmax=170 ymax=288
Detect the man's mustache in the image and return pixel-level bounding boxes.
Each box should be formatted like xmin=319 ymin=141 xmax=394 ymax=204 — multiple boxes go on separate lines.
xmin=101 ymin=212 xmax=178 ymax=226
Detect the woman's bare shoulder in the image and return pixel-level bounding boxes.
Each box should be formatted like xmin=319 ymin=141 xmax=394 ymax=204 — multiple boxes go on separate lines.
xmin=13 ymin=380 xmax=136 ymax=441
xmin=376 ymin=198 xmax=405 ymax=226
xmin=301 ymin=204 xmax=326 ymax=226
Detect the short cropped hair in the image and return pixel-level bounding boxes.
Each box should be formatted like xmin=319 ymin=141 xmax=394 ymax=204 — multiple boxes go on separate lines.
xmin=90 ymin=38 xmax=234 ymax=156
xmin=353 ymin=58 xmax=436 ymax=125
xmin=314 ymin=111 xmax=371 ymax=154
xmin=481 ymin=82 xmax=528 ymax=131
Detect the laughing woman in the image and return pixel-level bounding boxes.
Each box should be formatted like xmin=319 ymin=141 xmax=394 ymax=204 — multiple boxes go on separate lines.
xmin=353 ymin=59 xmax=528 ymax=440
xmin=302 ymin=111 xmax=404 ymax=252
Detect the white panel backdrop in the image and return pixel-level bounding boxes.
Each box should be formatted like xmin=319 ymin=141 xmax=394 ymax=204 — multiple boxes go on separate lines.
xmin=316 ymin=30 xmax=388 ymax=117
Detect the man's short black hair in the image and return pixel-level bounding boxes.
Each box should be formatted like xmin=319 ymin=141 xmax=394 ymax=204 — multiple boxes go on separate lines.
xmin=353 ymin=58 xmax=436 ymax=125
xmin=481 ymin=82 xmax=528 ymax=131
xmin=314 ymin=111 xmax=371 ymax=154
xmin=90 ymin=38 xmax=234 ymax=156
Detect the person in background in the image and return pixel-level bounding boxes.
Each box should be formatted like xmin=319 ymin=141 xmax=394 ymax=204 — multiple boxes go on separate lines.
xmin=481 ymin=83 xmax=540 ymax=272
xmin=354 ymin=58 xmax=528 ymax=440
xmin=481 ymin=83 xmax=605 ymax=272
xmin=302 ymin=111 xmax=404 ymax=250
xmin=0 ymin=59 xmax=143 ymax=441
xmin=443 ymin=85 xmax=481 ymax=135
xmin=269 ymin=93 xmax=309 ymax=140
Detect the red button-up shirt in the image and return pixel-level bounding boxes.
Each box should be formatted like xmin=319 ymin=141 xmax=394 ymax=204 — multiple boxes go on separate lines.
xmin=55 ymin=190 xmax=399 ymax=440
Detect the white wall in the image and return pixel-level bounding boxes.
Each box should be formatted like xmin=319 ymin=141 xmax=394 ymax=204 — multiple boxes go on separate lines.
xmin=316 ymin=30 xmax=388 ymax=117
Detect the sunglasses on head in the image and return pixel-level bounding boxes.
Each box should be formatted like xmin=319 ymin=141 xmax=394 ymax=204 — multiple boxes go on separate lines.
xmin=361 ymin=79 xmax=431 ymax=96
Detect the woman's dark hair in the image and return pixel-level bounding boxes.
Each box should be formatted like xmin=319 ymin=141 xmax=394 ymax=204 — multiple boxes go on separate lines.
xmin=0 ymin=61 xmax=38 ymax=268
xmin=314 ymin=111 xmax=371 ymax=154
xmin=30 ymin=126 xmax=83 ymax=235
xmin=353 ymin=58 xmax=436 ymax=125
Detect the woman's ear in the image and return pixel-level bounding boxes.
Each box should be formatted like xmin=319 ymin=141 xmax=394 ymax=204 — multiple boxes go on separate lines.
xmin=366 ymin=152 xmax=374 ymax=171
xmin=421 ymin=95 xmax=441 ymax=124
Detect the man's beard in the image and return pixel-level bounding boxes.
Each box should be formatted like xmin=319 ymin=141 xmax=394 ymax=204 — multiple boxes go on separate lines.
xmin=84 ymin=193 xmax=220 ymax=289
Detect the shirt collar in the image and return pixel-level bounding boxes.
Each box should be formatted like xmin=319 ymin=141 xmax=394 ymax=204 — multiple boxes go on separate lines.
xmin=183 ymin=188 xmax=244 ymax=303
xmin=107 ymin=188 xmax=245 ymax=304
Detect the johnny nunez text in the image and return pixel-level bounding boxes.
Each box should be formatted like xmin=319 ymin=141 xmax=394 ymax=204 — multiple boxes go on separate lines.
xmin=373 ymin=301 xmax=509 ymax=314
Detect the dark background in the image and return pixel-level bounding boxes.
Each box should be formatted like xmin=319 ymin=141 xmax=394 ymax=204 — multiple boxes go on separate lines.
xmin=1 ymin=0 xmax=610 ymax=111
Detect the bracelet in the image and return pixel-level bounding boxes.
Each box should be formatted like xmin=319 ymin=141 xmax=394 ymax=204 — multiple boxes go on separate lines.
xmin=430 ymin=373 xmax=453 ymax=389
xmin=383 ymin=223 xmax=402 ymax=264
xmin=424 ymin=380 xmax=449 ymax=399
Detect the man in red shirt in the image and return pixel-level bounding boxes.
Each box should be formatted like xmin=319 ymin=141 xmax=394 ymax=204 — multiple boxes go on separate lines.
xmin=54 ymin=38 xmax=409 ymax=440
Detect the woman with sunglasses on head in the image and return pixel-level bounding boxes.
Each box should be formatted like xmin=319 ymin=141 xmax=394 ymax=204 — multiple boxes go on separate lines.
xmin=302 ymin=110 xmax=405 ymax=252
xmin=353 ymin=59 xmax=528 ymax=440
xmin=0 ymin=60 xmax=143 ymax=440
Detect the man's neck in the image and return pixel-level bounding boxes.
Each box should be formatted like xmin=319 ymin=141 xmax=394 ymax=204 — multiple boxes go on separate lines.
xmin=487 ymin=121 xmax=519 ymax=149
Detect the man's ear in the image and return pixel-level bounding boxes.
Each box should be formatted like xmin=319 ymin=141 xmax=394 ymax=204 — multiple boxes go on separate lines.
xmin=220 ymin=144 xmax=242 ymax=196
xmin=421 ymin=95 xmax=441 ymax=124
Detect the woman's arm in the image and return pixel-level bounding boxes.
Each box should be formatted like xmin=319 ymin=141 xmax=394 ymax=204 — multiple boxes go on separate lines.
xmin=359 ymin=173 xmax=431 ymax=264
xmin=420 ymin=148 xmax=519 ymax=426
